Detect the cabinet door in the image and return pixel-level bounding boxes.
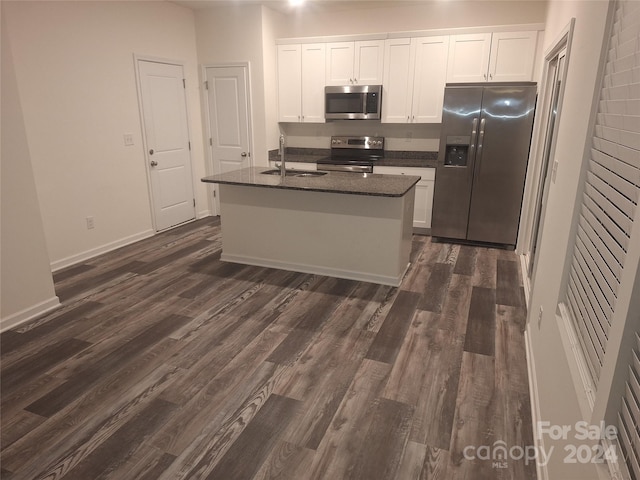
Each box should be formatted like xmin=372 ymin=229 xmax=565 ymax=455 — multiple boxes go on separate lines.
xmin=277 ymin=44 xmax=302 ymax=122
xmin=381 ymin=38 xmax=413 ymax=123
xmin=488 ymin=31 xmax=538 ymax=82
xmin=447 ymin=33 xmax=492 ymax=82
xmin=412 ymin=36 xmax=449 ymax=123
xmin=414 ymin=180 xmax=434 ymax=229
xmin=325 ymin=42 xmax=355 ymax=85
xmin=301 ymin=43 xmax=326 ymax=123
xmin=373 ymin=166 xmax=435 ymax=229
xmin=354 ymin=40 xmax=384 ymax=84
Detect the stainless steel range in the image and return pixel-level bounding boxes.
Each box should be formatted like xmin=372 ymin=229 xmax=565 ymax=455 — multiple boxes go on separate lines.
xmin=317 ymin=135 xmax=384 ymax=173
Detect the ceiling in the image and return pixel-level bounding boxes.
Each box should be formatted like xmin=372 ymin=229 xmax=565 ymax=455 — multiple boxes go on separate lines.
xmin=171 ymin=0 xmax=433 ymax=13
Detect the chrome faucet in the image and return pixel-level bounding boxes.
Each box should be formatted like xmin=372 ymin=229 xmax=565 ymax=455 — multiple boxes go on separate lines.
xmin=279 ymin=134 xmax=286 ymax=179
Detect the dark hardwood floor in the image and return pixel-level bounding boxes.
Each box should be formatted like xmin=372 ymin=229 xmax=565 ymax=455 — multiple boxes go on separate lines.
xmin=1 ymin=217 xmax=536 ymax=479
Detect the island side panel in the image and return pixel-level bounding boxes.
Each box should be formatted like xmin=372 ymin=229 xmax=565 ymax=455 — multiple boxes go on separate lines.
xmin=218 ymin=184 xmax=415 ymax=286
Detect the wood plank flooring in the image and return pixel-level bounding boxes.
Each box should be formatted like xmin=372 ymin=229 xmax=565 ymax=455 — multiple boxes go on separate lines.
xmin=1 ymin=217 xmax=536 ymax=480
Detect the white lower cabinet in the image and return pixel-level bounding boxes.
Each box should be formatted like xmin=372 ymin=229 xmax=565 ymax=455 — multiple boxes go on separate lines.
xmin=374 ymin=166 xmax=435 ymax=232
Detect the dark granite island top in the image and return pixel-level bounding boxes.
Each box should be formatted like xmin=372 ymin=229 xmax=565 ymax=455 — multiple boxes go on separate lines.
xmin=201 ymin=167 xmax=420 ymax=198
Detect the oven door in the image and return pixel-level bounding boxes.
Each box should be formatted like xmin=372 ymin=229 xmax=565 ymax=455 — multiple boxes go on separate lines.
xmin=325 ymin=85 xmax=382 ymax=120
xmin=317 ymin=158 xmax=374 ymax=173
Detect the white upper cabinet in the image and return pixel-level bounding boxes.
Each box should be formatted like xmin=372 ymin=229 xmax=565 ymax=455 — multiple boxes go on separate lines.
xmin=326 ymin=40 xmax=384 ymax=85
xmin=354 ymin=41 xmax=385 ymax=84
xmin=382 ymin=36 xmax=449 ymax=123
xmin=412 ymin=36 xmax=450 ymax=122
xmin=277 ymin=43 xmax=326 ymax=123
xmin=488 ymin=31 xmax=538 ymax=82
xmin=447 ymin=33 xmax=492 ymax=83
xmin=447 ymin=31 xmax=538 ymax=82
xmin=277 ymin=44 xmax=302 ymax=122
xmin=301 ymin=43 xmax=326 ymax=123
xmin=381 ymin=38 xmax=413 ymax=123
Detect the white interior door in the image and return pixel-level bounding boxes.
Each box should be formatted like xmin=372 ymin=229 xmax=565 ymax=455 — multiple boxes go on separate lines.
xmin=205 ymin=66 xmax=251 ymax=212
xmin=138 ymin=60 xmax=195 ymax=231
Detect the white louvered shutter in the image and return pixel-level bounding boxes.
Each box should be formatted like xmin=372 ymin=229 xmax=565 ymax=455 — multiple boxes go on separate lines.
xmin=618 ymin=333 xmax=640 ymax=480
xmin=565 ymin=0 xmax=640 ymax=384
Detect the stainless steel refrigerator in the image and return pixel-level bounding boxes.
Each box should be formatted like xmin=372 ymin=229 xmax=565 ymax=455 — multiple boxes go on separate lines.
xmin=431 ymin=82 xmax=537 ymax=247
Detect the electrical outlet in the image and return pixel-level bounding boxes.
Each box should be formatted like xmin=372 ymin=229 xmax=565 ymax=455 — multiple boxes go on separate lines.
xmin=86 ymin=216 xmax=95 ymax=230
xmin=537 ymin=305 xmax=543 ymax=327
xmin=123 ymin=134 xmax=134 ymax=146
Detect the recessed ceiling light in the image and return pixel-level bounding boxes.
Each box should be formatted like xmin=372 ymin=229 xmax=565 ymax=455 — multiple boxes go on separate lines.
xmin=289 ymin=0 xmax=305 ymax=6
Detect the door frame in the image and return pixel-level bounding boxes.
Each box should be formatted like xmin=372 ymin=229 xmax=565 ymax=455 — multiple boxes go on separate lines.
xmin=201 ymin=61 xmax=254 ymax=216
xmin=516 ymin=19 xmax=575 ymax=300
xmin=134 ymin=54 xmax=197 ymax=232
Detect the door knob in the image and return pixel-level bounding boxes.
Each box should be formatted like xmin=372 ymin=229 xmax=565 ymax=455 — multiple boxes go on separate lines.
xmin=149 ymin=149 xmax=154 ymax=155
xmin=241 ymin=152 xmax=248 ymax=157
xmin=150 ymin=160 xmax=158 ymax=167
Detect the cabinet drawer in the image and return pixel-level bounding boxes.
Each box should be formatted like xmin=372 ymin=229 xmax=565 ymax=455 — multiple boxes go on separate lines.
xmin=374 ymin=165 xmax=435 ymax=181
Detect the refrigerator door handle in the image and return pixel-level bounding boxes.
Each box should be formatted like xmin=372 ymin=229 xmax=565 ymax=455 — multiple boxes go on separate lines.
xmin=476 ymin=118 xmax=486 ymax=172
xmin=469 ymin=117 xmax=479 ymax=159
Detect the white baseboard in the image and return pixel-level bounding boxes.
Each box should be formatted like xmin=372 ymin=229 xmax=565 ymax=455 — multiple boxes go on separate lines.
xmin=0 ymin=296 xmax=60 ymax=333
xmin=221 ymin=253 xmax=408 ymax=287
xmin=51 ymin=229 xmax=155 ymax=272
xmin=197 ymin=209 xmax=212 ymax=219
xmin=525 ymin=326 xmax=549 ymax=480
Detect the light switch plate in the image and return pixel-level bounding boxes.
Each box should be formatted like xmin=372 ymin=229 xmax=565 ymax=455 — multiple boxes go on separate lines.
xmin=123 ymin=134 xmax=134 ymax=146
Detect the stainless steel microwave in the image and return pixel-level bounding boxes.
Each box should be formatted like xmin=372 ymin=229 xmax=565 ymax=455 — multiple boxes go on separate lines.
xmin=324 ymin=85 xmax=382 ymax=120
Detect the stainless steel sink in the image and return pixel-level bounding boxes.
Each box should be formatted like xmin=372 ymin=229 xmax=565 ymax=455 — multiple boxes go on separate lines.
xmin=261 ymin=169 xmax=327 ymax=177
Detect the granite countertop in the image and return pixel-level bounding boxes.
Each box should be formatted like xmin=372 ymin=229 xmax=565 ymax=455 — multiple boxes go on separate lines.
xmin=201 ymin=167 xmax=420 ymax=198
xmin=268 ymin=148 xmax=438 ymax=168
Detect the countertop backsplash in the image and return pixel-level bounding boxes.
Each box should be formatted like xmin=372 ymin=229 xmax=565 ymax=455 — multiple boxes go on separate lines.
xmin=268 ymin=147 xmax=438 ymax=169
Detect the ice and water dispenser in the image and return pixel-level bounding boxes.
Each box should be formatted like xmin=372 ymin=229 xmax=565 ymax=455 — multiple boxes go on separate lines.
xmin=443 ymin=136 xmax=471 ymax=167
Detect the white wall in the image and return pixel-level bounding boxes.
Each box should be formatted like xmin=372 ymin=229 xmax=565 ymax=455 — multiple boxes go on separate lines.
xmin=525 ymin=1 xmax=613 ymax=479
xmin=195 ymin=5 xmax=281 ymax=166
xmin=1 ymin=9 xmax=59 ymax=330
xmin=261 ymin=5 xmax=288 ymax=155
xmin=3 ymin=1 xmax=207 ymax=270
xmin=280 ymin=0 xmax=547 ymax=37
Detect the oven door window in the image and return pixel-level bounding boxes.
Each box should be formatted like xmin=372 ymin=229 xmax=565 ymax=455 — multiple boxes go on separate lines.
xmin=325 ymin=93 xmax=364 ymax=114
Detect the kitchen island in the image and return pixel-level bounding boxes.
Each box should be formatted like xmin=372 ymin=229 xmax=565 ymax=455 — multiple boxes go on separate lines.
xmin=201 ymin=167 xmax=420 ymax=286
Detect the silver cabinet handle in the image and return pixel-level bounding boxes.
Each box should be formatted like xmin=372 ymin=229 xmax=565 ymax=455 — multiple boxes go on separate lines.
xmin=241 ymin=152 xmax=247 ymax=157
xmin=149 ymin=149 xmax=154 ymax=155
xmin=150 ymin=160 xmax=158 ymax=167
